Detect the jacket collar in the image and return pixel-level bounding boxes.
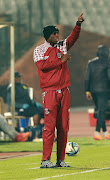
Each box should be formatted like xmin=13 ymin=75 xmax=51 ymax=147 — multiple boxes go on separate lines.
xmin=44 ymin=40 xmax=59 ymax=48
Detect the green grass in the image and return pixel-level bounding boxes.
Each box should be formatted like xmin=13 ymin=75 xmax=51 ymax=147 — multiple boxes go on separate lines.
xmin=0 ymin=137 xmax=110 ymax=180
xmin=0 ymin=141 xmax=43 ymax=152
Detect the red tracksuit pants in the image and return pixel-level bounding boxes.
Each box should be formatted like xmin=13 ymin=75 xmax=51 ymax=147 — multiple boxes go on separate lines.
xmin=42 ymin=87 xmax=70 ymax=160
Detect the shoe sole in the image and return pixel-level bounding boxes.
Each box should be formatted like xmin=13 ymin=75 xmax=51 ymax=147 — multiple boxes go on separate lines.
xmin=93 ymin=138 xmax=103 ymax=140
xmin=93 ymin=135 xmax=103 ymax=140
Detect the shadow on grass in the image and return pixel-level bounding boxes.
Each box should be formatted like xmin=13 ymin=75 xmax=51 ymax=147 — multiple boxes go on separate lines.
xmin=51 ymin=167 xmax=100 ymax=171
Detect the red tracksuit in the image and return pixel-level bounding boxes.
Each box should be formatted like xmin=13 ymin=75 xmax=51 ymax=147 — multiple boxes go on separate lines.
xmin=33 ymin=24 xmax=81 ymax=160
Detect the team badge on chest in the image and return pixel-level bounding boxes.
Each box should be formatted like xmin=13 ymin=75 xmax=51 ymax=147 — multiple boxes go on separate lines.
xmin=57 ymin=52 xmax=61 ymax=58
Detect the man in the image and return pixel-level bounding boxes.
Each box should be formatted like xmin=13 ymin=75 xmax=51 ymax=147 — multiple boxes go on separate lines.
xmin=85 ymin=45 xmax=110 ymax=140
xmin=7 ymin=72 xmax=44 ymax=129
xmin=0 ymin=113 xmax=31 ymax=142
xmin=33 ymin=13 xmax=84 ymax=168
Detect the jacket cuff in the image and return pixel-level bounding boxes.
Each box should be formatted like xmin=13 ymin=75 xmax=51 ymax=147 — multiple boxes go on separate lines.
xmin=76 ymin=21 xmax=81 ymax=27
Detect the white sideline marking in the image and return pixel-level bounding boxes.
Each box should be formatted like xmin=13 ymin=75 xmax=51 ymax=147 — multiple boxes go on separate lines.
xmin=65 ymin=162 xmax=72 ymax=164
xmin=18 ymin=163 xmax=39 ymax=165
xmin=28 ymin=167 xmax=40 ymax=169
xmin=32 ymin=167 xmax=110 ymax=180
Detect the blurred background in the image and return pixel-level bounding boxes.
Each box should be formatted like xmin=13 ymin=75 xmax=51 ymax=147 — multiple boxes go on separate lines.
xmin=0 ymin=0 xmax=110 ymax=111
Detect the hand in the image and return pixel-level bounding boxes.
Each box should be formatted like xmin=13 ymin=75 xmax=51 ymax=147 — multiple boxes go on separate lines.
xmin=77 ymin=12 xmax=84 ymax=24
xmin=86 ymin=92 xmax=92 ymax=101
xmin=61 ymin=54 xmax=71 ymax=64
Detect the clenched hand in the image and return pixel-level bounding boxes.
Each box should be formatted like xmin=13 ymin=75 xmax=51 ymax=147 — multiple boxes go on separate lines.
xmin=61 ymin=54 xmax=71 ymax=64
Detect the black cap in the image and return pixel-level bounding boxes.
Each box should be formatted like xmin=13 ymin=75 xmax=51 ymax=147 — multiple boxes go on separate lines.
xmin=43 ymin=25 xmax=59 ymax=41
xmin=14 ymin=72 xmax=21 ymax=78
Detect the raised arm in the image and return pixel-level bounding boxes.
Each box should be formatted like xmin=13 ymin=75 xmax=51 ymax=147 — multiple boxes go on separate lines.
xmin=66 ymin=12 xmax=84 ymax=51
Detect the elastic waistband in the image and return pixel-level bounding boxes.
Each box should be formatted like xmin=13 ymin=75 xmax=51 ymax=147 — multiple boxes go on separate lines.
xmin=43 ymin=87 xmax=69 ymax=94
xmin=56 ymin=87 xmax=69 ymax=93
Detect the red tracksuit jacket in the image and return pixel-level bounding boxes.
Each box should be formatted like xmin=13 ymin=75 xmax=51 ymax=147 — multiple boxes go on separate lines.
xmin=33 ymin=24 xmax=81 ymax=92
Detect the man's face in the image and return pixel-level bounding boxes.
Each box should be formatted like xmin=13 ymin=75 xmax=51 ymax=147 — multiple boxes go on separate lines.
xmin=15 ymin=77 xmax=21 ymax=83
xmin=47 ymin=31 xmax=59 ymax=45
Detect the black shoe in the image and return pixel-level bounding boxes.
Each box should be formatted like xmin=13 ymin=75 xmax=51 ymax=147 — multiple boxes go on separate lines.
xmin=40 ymin=160 xmax=57 ymax=168
xmin=56 ymin=160 xmax=70 ymax=167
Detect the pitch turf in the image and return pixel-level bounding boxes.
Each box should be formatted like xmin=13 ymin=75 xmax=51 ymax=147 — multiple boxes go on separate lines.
xmin=0 ymin=137 xmax=110 ymax=180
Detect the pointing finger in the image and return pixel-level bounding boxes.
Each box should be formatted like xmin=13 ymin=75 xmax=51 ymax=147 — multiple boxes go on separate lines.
xmin=80 ymin=12 xmax=84 ymax=17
